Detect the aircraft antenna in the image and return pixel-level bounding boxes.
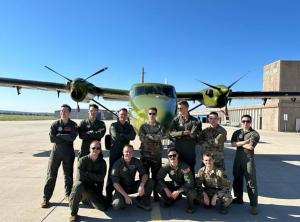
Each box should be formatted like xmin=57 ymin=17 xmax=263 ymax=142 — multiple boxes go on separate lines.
xmin=141 ymin=67 xmax=145 ymax=83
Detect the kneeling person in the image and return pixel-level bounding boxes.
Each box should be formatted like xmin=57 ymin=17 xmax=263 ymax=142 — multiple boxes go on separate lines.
xmin=156 ymin=147 xmax=197 ymax=213
xmin=69 ymin=140 xmax=107 ymax=222
xmin=111 ymin=144 xmax=154 ymax=211
xmin=196 ymin=153 xmax=232 ymax=214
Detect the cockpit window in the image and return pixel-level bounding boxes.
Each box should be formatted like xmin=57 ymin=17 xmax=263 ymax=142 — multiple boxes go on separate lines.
xmin=133 ymin=85 xmax=176 ymax=98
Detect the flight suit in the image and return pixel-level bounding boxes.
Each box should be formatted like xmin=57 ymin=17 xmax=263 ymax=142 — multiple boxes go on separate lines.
xmin=69 ymin=154 xmax=107 ymax=216
xmin=156 ymin=161 xmax=197 ymax=209
xmin=43 ymin=119 xmax=78 ymax=201
xmin=170 ymin=115 xmax=202 ymax=174
xmin=199 ymin=124 xmax=227 ymax=170
xmin=106 ymin=121 xmax=136 ymax=201
xmin=78 ymin=119 xmax=106 ymax=158
xmin=196 ymin=166 xmax=232 ymax=208
xmin=139 ymin=121 xmax=163 ymax=198
xmin=231 ymin=127 xmax=260 ymax=207
xmin=110 ymin=157 xmax=154 ymax=209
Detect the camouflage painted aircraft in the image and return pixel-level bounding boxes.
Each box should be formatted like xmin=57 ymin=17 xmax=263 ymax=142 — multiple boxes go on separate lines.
xmin=1 ymin=66 xmax=300 ymax=132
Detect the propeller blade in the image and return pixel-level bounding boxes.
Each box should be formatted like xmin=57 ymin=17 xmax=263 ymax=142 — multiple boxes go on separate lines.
xmin=44 ymin=66 xmax=72 ymax=81
xmin=85 ymin=67 xmax=108 ymax=81
xmin=189 ymin=103 xmax=203 ymax=112
xmin=198 ymin=80 xmax=222 ymax=91
xmin=91 ymin=99 xmax=118 ymax=117
xmin=228 ymin=73 xmax=248 ymax=89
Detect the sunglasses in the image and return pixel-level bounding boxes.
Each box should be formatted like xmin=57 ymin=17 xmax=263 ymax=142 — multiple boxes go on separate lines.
xmin=168 ymin=154 xmax=177 ymax=158
xmin=148 ymin=113 xmax=156 ymax=115
xmin=91 ymin=146 xmax=101 ymax=150
xmin=241 ymin=120 xmax=251 ymax=123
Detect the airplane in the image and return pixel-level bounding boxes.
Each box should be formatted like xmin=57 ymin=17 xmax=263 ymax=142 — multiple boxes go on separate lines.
xmin=1 ymin=66 xmax=300 ymax=133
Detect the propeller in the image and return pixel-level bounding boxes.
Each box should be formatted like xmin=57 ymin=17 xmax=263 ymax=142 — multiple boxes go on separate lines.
xmin=84 ymin=67 xmax=108 ymax=81
xmin=198 ymin=80 xmax=222 ymax=91
xmin=228 ymin=73 xmax=248 ymax=89
xmin=44 ymin=66 xmax=72 ymax=81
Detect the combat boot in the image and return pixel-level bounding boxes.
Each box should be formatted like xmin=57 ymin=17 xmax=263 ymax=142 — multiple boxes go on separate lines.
xmin=41 ymin=199 xmax=49 ymax=208
xmin=137 ymin=197 xmax=152 ymax=211
xmin=69 ymin=214 xmax=78 ymax=222
xmin=232 ymin=197 xmax=244 ymax=204
xmin=250 ymin=206 xmax=258 ymax=215
xmin=186 ymin=198 xmax=195 ymax=213
xmin=219 ymin=205 xmax=228 ymax=214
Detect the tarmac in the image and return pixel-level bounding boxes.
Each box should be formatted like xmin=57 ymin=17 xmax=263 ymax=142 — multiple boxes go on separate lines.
xmin=0 ymin=120 xmax=299 ymax=222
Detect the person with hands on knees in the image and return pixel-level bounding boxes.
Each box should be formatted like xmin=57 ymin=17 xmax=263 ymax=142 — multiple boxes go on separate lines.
xmin=156 ymin=147 xmax=197 ymax=213
xmin=110 ymin=144 xmax=154 ymax=211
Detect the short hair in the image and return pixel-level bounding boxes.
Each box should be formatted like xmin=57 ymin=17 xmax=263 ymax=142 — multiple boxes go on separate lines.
xmin=89 ymin=103 xmax=99 ymax=110
xmin=209 ymin=111 xmax=218 ymax=117
xmin=118 ymin=108 xmax=128 ymax=113
xmin=178 ymin=100 xmax=189 ymax=108
xmin=148 ymin=107 xmax=157 ymax=113
xmin=167 ymin=147 xmax=177 ymax=154
xmin=90 ymin=140 xmax=101 ymax=148
xmin=61 ymin=104 xmax=71 ymax=112
xmin=203 ymin=152 xmax=214 ymax=159
xmin=123 ymin=144 xmax=134 ymax=150
xmin=241 ymin=114 xmax=252 ymax=122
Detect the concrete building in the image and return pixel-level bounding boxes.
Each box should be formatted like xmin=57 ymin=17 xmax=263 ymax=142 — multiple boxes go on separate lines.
xmin=192 ymin=60 xmax=300 ymax=132
xmin=54 ymin=108 xmax=115 ymax=120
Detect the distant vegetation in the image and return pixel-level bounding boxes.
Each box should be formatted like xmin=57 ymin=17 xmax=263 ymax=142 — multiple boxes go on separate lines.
xmin=0 ymin=110 xmax=55 ymax=121
xmin=0 ymin=114 xmax=55 ymax=121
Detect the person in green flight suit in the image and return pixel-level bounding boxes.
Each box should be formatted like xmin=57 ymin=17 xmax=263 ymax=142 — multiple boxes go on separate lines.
xmin=110 ymin=144 xmax=154 ymax=211
xmin=68 ymin=140 xmax=107 ymax=222
xmin=170 ymin=100 xmax=202 ymax=175
xmin=156 ymin=147 xmax=197 ymax=213
xmin=41 ymin=104 xmax=78 ymax=208
xmin=231 ymin=114 xmax=260 ymax=215
xmin=105 ymin=108 xmax=136 ymax=203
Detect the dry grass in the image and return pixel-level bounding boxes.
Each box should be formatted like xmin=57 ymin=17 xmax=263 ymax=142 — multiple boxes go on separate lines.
xmin=0 ymin=114 xmax=55 ymax=121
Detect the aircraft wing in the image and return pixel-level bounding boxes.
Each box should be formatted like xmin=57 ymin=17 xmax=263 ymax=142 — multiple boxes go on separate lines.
xmin=92 ymin=86 xmax=129 ymax=101
xmin=176 ymin=92 xmax=203 ymax=101
xmin=0 ymin=77 xmax=69 ymax=92
xmin=228 ymin=91 xmax=300 ymax=99
xmin=0 ymin=77 xmax=129 ymax=101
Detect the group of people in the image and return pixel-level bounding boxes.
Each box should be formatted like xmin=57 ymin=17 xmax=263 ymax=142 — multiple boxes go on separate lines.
xmin=40 ymin=100 xmax=260 ymax=221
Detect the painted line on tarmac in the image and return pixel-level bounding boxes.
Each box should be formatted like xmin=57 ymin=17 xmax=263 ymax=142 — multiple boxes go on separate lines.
xmin=151 ymin=202 xmax=162 ymax=221
xmin=40 ymin=196 xmax=66 ymax=222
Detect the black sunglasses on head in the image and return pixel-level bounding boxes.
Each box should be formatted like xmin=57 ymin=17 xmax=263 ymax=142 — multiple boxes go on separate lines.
xmin=91 ymin=146 xmax=101 ymax=150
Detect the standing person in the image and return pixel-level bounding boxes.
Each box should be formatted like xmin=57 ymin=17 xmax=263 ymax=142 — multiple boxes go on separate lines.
xmin=231 ymin=114 xmax=260 ymax=215
xmin=199 ymin=112 xmax=227 ymax=170
xmin=156 ymin=147 xmax=197 ymax=213
xmin=139 ymin=107 xmax=163 ymax=201
xmin=78 ymin=104 xmax=106 ymax=197
xmin=110 ymin=144 xmax=154 ymax=211
xmin=78 ymin=104 xmax=106 ymax=158
xmin=69 ymin=140 xmax=107 ymax=222
xmin=170 ymin=100 xmax=202 ymax=175
xmin=41 ymin=104 xmax=78 ymax=208
xmin=105 ymin=108 xmax=136 ymax=203
xmin=196 ymin=152 xmax=232 ymax=214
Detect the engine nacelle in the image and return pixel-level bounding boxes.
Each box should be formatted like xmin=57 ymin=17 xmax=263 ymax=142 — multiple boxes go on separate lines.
xmin=70 ymin=78 xmax=95 ymax=102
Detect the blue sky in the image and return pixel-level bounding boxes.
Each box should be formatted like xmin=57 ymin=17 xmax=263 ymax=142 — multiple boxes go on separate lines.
xmin=1 ymin=0 xmax=300 ymax=112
